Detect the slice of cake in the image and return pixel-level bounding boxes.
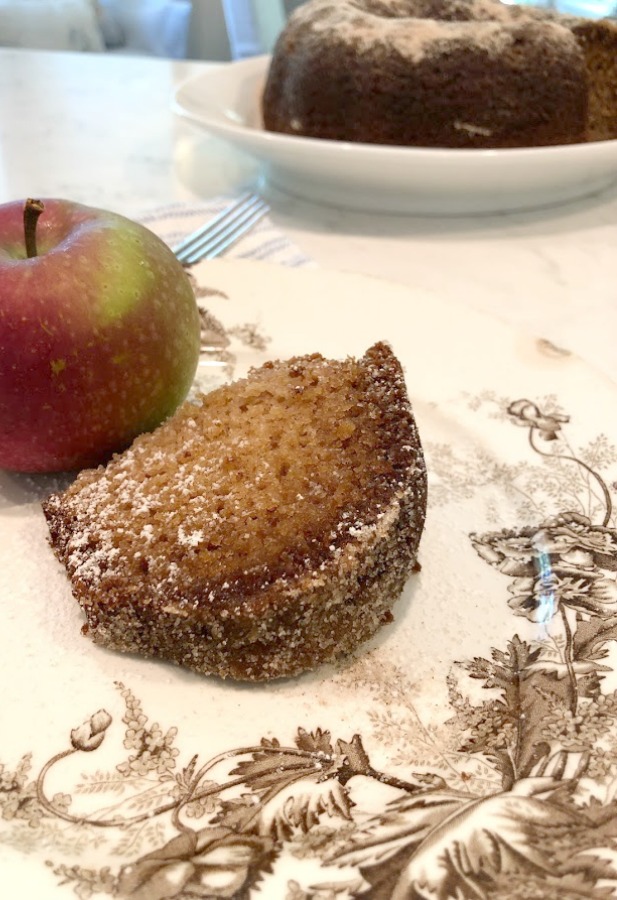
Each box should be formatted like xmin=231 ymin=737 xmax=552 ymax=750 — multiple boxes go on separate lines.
xmin=43 ymin=342 xmax=427 ymax=681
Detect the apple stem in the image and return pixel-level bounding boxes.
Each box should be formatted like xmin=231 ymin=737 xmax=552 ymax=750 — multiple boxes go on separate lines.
xmin=24 ymin=198 xmax=45 ymax=258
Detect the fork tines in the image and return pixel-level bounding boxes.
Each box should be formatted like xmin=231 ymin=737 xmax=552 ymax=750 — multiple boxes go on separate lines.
xmin=173 ymin=192 xmax=269 ymax=266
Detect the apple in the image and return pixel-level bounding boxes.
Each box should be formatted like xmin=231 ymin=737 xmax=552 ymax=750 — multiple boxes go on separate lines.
xmin=0 ymin=198 xmax=201 ymax=472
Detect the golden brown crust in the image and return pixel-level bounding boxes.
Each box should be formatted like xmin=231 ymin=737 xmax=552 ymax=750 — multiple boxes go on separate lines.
xmin=43 ymin=342 xmax=427 ymax=681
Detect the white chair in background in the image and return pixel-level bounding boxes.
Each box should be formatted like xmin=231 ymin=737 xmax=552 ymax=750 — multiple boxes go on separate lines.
xmin=188 ymin=0 xmax=287 ymax=60
xmin=0 ymin=0 xmax=105 ymax=52
xmin=0 ymin=0 xmax=295 ymax=60
xmin=187 ymin=0 xmax=232 ymax=60
xmin=99 ymin=0 xmax=192 ymax=58
xmin=248 ymin=0 xmax=286 ymax=53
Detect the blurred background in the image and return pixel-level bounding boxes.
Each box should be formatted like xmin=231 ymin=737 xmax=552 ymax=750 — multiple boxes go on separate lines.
xmin=0 ymin=0 xmax=615 ymax=61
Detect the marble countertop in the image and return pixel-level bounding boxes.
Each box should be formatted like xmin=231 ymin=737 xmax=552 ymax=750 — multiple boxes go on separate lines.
xmin=1 ymin=47 xmax=616 ymax=384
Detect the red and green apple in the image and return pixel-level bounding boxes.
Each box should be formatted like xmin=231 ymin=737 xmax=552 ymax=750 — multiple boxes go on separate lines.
xmin=0 ymin=198 xmax=200 ymax=472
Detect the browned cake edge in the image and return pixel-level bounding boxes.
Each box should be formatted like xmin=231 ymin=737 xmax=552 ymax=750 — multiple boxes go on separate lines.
xmin=43 ymin=344 xmax=427 ymax=682
xmin=46 ymin=483 xmax=424 ymax=681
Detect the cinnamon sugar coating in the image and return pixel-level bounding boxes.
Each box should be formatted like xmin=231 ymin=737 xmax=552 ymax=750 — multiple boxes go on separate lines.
xmin=43 ymin=342 xmax=427 ymax=681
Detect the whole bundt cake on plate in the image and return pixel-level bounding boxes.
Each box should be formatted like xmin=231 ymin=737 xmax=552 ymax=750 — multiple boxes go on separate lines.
xmin=262 ymin=0 xmax=617 ymax=149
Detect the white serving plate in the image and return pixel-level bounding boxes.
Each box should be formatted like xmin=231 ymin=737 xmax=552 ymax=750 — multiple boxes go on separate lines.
xmin=172 ymin=56 xmax=617 ymax=215
xmin=2 ymin=259 xmax=617 ymax=897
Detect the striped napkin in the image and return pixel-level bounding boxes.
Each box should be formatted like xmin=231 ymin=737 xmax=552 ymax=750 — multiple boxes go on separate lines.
xmin=139 ymin=197 xmax=312 ymax=268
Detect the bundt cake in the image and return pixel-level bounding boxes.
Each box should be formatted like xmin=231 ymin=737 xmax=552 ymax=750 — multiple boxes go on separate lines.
xmin=43 ymin=342 xmax=427 ymax=682
xmin=262 ymin=0 xmax=617 ymax=149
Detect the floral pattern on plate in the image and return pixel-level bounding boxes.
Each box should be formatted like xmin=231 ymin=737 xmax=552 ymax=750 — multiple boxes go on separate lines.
xmin=3 ymin=394 xmax=617 ymax=899
xmin=2 ymin=261 xmax=617 ymax=899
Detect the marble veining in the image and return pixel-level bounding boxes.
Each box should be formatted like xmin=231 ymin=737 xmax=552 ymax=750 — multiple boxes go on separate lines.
xmin=0 ymin=47 xmax=615 ymax=384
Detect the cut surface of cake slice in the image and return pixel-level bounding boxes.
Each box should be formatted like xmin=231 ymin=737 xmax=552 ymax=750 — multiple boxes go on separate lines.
xmin=43 ymin=342 xmax=427 ymax=681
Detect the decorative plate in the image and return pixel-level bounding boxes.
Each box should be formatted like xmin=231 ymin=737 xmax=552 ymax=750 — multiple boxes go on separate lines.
xmin=172 ymin=56 xmax=617 ymax=216
xmin=2 ymin=260 xmax=617 ymax=899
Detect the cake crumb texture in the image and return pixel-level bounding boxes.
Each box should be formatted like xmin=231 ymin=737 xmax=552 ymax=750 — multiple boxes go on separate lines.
xmin=43 ymin=342 xmax=427 ymax=681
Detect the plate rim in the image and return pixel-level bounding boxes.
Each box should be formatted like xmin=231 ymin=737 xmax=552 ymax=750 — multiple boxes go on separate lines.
xmin=172 ymin=54 xmax=617 ymax=164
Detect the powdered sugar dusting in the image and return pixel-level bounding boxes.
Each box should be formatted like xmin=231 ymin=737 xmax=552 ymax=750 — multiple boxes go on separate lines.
xmin=289 ymin=0 xmax=581 ymax=62
xmin=178 ymin=526 xmax=204 ymax=547
xmin=42 ymin=342 xmax=427 ymax=681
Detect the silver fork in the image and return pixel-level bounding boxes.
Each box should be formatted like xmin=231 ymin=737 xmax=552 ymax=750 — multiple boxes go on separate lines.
xmin=172 ymin=192 xmax=269 ymax=266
